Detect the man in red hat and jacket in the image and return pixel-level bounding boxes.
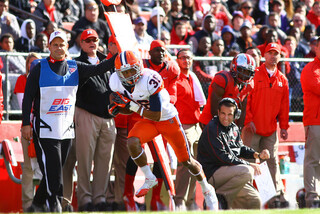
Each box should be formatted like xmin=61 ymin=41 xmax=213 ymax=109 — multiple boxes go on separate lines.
xmin=243 ymin=42 xmax=290 ymax=208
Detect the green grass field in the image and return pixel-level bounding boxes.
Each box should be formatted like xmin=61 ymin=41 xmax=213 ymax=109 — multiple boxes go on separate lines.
xmin=63 ymin=209 xmax=318 ymax=214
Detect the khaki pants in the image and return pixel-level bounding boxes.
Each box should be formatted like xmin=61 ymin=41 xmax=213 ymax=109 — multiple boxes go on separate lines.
xmin=174 ymin=123 xmax=201 ymax=207
xmin=75 ymin=107 xmax=116 ymax=206
xmin=21 ymin=135 xmax=34 ymax=211
xmin=243 ymin=131 xmax=284 ymax=194
xmin=304 ymin=125 xmax=320 ymax=207
xmin=106 ymin=127 xmax=129 ymax=204
xmin=210 ymin=165 xmax=261 ymax=209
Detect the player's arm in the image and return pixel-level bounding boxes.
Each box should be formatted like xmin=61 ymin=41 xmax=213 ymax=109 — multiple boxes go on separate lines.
xmin=139 ymin=92 xmax=161 ymax=121
xmin=210 ymin=82 xmax=225 ymax=117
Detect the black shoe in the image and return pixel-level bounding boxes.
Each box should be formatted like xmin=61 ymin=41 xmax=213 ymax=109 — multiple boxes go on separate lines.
xmin=216 ymin=193 xmax=228 ymax=210
xmin=94 ymin=202 xmax=108 ymax=211
xmin=78 ymin=202 xmax=95 ymax=212
xmin=312 ymin=200 xmax=320 ymax=208
xmin=63 ymin=203 xmax=74 ymax=212
xmin=26 ymin=203 xmax=48 ymax=213
xmin=267 ymin=196 xmax=281 ymax=208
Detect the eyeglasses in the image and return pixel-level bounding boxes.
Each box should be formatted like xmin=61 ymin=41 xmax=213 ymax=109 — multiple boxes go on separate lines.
xmin=293 ymin=19 xmax=303 ymax=22
xmin=243 ymin=6 xmax=252 ymax=9
xmin=211 ymin=1 xmax=220 ymax=4
xmin=86 ymin=6 xmax=98 ymax=10
xmin=83 ymin=38 xmax=99 ymax=43
xmin=177 ymin=56 xmax=192 ymax=60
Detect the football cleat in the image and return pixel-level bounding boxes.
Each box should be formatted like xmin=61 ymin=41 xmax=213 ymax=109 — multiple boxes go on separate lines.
xmin=135 ymin=177 xmax=158 ymax=198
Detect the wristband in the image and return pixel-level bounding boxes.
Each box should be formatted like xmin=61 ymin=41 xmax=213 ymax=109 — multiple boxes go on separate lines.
xmin=140 ymin=107 xmax=144 ymax=117
xmin=129 ymin=101 xmax=140 ymax=112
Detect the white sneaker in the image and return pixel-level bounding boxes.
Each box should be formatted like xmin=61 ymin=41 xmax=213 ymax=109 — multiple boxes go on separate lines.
xmin=135 ymin=177 xmax=158 ymax=197
xmin=204 ymin=185 xmax=219 ymax=211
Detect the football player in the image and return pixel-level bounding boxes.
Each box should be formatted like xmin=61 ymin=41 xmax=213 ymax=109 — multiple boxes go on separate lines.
xmin=108 ymin=50 xmax=219 ymax=210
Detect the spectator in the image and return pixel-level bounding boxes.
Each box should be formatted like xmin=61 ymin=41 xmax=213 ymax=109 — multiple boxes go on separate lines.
xmin=231 ymin=11 xmax=244 ymax=39
xmin=253 ymin=25 xmax=269 ymax=45
xmin=15 ymin=19 xmax=36 ymax=53
xmin=174 ymin=49 xmax=206 ymax=211
xmin=31 ymin=33 xmax=49 ymax=53
xmin=237 ymin=21 xmax=256 ymax=53
xmin=160 ymin=0 xmax=173 ymax=32
xmin=170 ymin=21 xmax=191 ymax=45
xmin=301 ymin=36 xmax=320 ymax=208
xmin=210 ymin=0 xmax=231 ymax=35
xmin=292 ymin=13 xmax=307 ymax=33
xmin=21 ymin=30 xmax=116 ymax=212
xmin=32 ymin=0 xmax=63 ymax=33
xmin=199 ymin=53 xmax=255 ymax=128
xmin=246 ymin=47 xmax=262 ymax=67
xmin=147 ymin=7 xmax=169 ymax=39
xmin=221 ymin=25 xmax=240 ymax=57
xmin=295 ymin=2 xmax=308 ymax=17
xmin=13 ymin=53 xmax=42 ymax=212
xmin=284 ymin=0 xmax=294 ymax=20
xmin=133 ymin=16 xmax=154 ymax=47
xmin=243 ymin=42 xmax=290 ymax=208
xmin=299 ymin=24 xmax=316 ymax=56
xmin=109 ymin=50 xmax=219 ymax=210
xmin=305 ymin=36 xmax=318 ymax=58
xmin=41 ymin=21 xmax=58 ymax=41
xmin=198 ymin=97 xmax=269 ymax=209
xmin=170 ymin=0 xmax=183 ymax=23
xmin=284 ymin=36 xmax=304 ymax=112
xmin=0 ymin=33 xmax=26 ymax=110
xmin=55 ymin=0 xmax=80 ymax=23
xmin=0 ymin=0 xmax=21 ymax=40
xmin=271 ymin=0 xmax=289 ymax=32
xmin=189 ymin=14 xmax=220 ymax=54
xmin=68 ymin=28 xmax=83 ymax=55
xmin=181 ymin=0 xmax=196 ymax=26
xmin=251 ymin=0 xmax=269 ymax=25
xmin=267 ymin=12 xmax=287 ymax=45
xmin=72 ymin=0 xmax=111 ymax=51
xmin=286 ymin=26 xmax=301 ymax=45
xmin=307 ymin=1 xmax=320 ymax=28
xmin=239 ymin=1 xmax=255 ymax=25
xmin=193 ymin=36 xmax=215 ymax=96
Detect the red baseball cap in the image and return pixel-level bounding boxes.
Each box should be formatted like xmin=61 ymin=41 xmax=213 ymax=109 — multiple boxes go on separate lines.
xmin=150 ymin=40 xmax=165 ymax=51
xmin=80 ymin=29 xmax=99 ymax=41
xmin=265 ymin=43 xmax=281 ymax=54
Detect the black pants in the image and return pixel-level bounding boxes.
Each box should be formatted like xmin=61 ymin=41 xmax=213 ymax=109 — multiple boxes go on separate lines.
xmin=32 ymin=131 xmax=72 ymax=209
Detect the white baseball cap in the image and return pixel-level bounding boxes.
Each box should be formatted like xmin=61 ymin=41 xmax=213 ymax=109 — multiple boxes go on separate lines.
xmin=151 ymin=7 xmax=165 ymax=18
xmin=49 ymin=31 xmax=68 ymax=44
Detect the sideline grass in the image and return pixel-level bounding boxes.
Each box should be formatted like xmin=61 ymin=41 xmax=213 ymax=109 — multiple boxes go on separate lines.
xmin=59 ymin=209 xmax=319 ymax=214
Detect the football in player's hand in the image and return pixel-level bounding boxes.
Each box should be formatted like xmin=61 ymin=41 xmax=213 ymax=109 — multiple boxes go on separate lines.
xmin=109 ymin=92 xmax=133 ymax=115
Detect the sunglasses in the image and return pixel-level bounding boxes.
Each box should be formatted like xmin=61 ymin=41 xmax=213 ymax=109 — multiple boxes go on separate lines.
xmin=84 ymin=38 xmax=99 ymax=43
xmin=243 ymin=6 xmax=252 ymax=9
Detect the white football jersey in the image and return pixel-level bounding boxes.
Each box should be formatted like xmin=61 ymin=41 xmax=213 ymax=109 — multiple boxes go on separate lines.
xmin=109 ymin=68 xmax=178 ymax=121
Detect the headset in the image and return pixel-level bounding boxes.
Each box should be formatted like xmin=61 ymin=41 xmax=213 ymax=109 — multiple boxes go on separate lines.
xmin=218 ymin=97 xmax=241 ymax=120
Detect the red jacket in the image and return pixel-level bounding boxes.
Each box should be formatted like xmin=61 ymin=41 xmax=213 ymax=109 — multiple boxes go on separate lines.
xmin=307 ymin=10 xmax=320 ymax=28
xmin=143 ymin=59 xmax=180 ymax=104
xmin=301 ymin=57 xmax=320 ymax=126
xmin=199 ymin=70 xmax=253 ymax=125
xmin=245 ymin=63 xmax=289 ymax=136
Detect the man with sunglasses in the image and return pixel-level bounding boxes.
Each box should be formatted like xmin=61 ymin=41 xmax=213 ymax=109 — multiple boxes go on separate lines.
xmin=63 ymin=29 xmax=116 ymax=212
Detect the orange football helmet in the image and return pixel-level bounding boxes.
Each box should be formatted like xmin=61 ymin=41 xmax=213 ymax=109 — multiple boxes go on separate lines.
xmin=115 ymin=50 xmax=143 ymax=86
